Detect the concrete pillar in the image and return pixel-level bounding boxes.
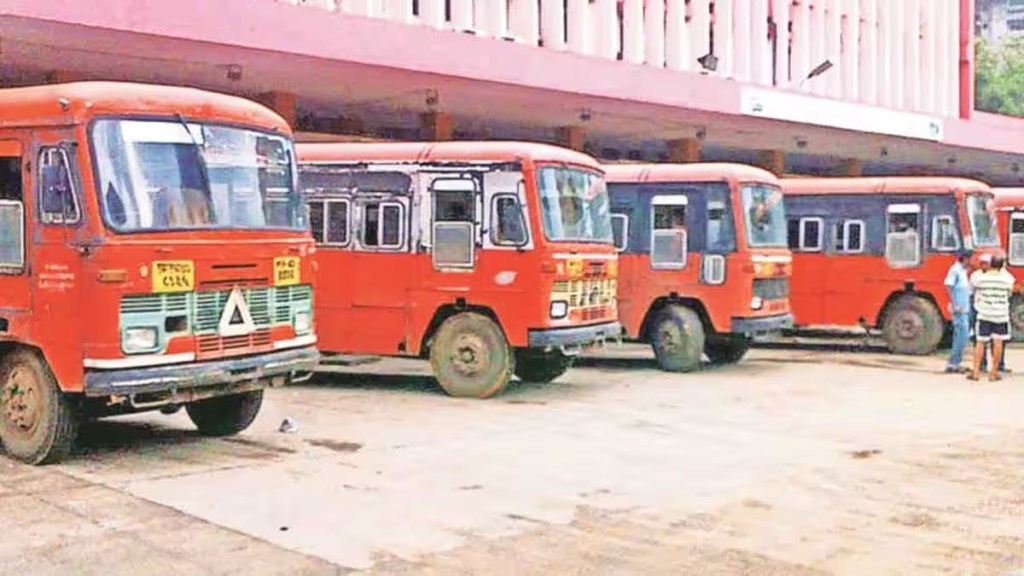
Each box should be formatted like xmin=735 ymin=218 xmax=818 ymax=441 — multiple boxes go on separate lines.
xmin=666 ymin=138 xmax=701 ymax=163
xmin=836 ymin=158 xmax=862 ymax=176
xmin=755 ymin=150 xmax=786 ymax=175
xmin=419 ymin=111 xmax=453 ymax=141
xmin=257 ymin=91 xmax=298 ymax=128
xmin=555 ymin=126 xmax=586 ymax=151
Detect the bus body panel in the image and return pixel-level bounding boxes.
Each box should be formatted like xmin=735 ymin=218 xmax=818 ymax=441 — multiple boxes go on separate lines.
xmin=301 ymin=142 xmax=620 ymax=361
xmin=606 ymin=163 xmax=793 ymax=343
xmin=782 ymin=178 xmax=1000 ymax=332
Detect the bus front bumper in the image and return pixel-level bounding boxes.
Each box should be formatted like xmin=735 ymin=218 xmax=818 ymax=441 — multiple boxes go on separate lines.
xmin=83 ymin=346 xmax=320 ymax=397
xmin=730 ymin=313 xmax=794 ymax=337
xmin=527 ymin=321 xmax=622 ymax=354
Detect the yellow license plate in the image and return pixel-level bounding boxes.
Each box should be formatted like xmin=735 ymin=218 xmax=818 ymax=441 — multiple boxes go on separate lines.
xmin=152 ymin=260 xmax=195 ymax=293
xmin=273 ymin=256 xmax=301 ymax=286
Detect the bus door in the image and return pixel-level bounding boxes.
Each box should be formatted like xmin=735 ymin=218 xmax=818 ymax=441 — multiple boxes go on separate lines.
xmin=0 ymin=138 xmax=29 ymax=328
xmin=29 ymin=132 xmax=86 ymax=383
xmin=610 ymin=187 xmax=639 ymax=328
xmin=349 ymin=189 xmax=413 ymax=353
xmin=1008 ymin=211 xmax=1024 ymax=268
xmin=420 ymin=171 xmax=480 ymax=272
xmin=885 ymin=203 xmax=923 ymax=269
xmin=481 ymin=168 xmax=531 ymax=281
xmin=787 ymin=212 xmax=827 ymax=324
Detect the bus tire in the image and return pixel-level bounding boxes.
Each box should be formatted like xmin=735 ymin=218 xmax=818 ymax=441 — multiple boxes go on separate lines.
xmin=705 ymin=334 xmax=751 ymax=365
xmin=0 ymin=348 xmax=78 ymax=465
xmin=1010 ymin=293 xmax=1024 ymax=342
xmin=513 ymin=349 xmax=574 ymax=383
xmin=186 ymin=390 xmax=264 ymax=437
xmin=881 ymin=295 xmax=944 ymax=355
xmin=651 ymin=305 xmax=705 ymax=372
xmin=430 ymin=312 xmax=514 ymax=399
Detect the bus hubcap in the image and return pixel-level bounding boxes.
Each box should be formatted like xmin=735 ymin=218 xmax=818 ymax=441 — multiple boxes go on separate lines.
xmin=1 ymin=367 xmax=41 ymax=437
xmin=451 ymin=334 xmax=488 ymax=376
xmin=896 ymin=312 xmax=922 ymax=340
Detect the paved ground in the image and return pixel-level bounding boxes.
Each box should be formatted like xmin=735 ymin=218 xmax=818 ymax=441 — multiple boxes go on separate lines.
xmin=4 ymin=344 xmax=1024 ymax=575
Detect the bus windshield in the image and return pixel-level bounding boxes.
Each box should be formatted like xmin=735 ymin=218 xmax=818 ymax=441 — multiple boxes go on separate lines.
xmin=965 ymin=193 xmax=999 ymax=247
xmin=537 ymin=166 xmax=613 ymax=243
xmin=741 ymin=183 xmax=787 ymax=248
xmin=92 ymin=119 xmax=303 ymax=232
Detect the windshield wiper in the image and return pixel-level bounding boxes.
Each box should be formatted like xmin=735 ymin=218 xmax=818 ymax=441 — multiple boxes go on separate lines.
xmin=175 ymin=113 xmax=214 ymax=211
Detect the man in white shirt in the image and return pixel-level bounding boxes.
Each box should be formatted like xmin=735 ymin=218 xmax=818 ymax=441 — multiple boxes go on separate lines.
xmin=969 ymin=255 xmax=1016 ymax=381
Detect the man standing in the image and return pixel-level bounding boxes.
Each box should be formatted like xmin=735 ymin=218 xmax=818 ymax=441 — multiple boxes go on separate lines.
xmin=969 ymin=254 xmax=1016 ymax=382
xmin=970 ymin=254 xmax=1009 ymax=374
xmin=944 ymin=250 xmax=973 ymax=373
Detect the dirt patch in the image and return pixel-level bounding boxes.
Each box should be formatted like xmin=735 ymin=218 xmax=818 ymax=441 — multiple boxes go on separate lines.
xmin=850 ymin=449 xmax=883 ymax=460
xmin=306 ymin=439 xmax=364 ymax=453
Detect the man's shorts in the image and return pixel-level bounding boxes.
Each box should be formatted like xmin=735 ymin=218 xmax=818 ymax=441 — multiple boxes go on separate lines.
xmin=975 ymin=319 xmax=1011 ymax=343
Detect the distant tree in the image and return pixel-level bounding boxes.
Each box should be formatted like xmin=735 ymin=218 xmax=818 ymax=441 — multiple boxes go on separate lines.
xmin=975 ymin=36 xmax=1024 ymax=117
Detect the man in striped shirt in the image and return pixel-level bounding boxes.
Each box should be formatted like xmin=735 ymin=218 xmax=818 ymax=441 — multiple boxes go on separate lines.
xmin=969 ymin=255 xmax=1016 ymax=381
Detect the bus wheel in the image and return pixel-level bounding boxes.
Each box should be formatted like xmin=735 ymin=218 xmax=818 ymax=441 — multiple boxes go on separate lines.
xmin=186 ymin=390 xmax=264 ymax=437
xmin=430 ymin=312 xmax=514 ymax=399
xmin=881 ymin=295 xmax=944 ymax=355
xmin=514 ymin=349 xmax=574 ymax=383
xmin=705 ymin=334 xmax=751 ymax=365
xmin=1010 ymin=293 xmax=1024 ymax=342
xmin=0 ymin=349 xmax=78 ymax=465
xmin=651 ymin=305 xmax=705 ymax=372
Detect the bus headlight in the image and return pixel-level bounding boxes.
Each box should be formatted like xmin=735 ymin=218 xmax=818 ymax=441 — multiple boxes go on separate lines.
xmin=293 ymin=311 xmax=312 ymax=335
xmin=550 ymin=300 xmax=568 ymax=319
xmin=750 ymin=296 xmax=764 ymax=311
xmin=122 ymin=327 xmax=158 ymax=353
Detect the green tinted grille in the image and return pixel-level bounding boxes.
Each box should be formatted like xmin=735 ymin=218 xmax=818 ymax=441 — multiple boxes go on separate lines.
xmin=121 ymin=285 xmax=311 ymax=334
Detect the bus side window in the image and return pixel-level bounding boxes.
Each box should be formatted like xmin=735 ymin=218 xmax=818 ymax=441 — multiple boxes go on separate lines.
xmin=309 ymin=199 xmax=350 ymax=246
xmin=0 ymin=148 xmax=24 ymax=272
xmin=38 ymin=147 xmax=80 ymax=225
xmin=651 ymin=197 xmax=687 ymax=269
xmin=834 ymin=220 xmax=865 ymax=254
xmin=611 ymin=213 xmax=629 ymax=251
xmin=885 ymin=204 xmax=922 ymax=267
xmin=789 ymin=217 xmax=823 ymax=252
xmin=362 ymin=202 xmax=405 ymax=249
xmin=490 ymin=194 xmax=528 ymax=247
xmin=930 ymin=215 xmax=959 ymax=252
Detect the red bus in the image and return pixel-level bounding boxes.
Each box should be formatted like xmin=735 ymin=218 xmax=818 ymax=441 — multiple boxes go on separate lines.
xmin=298 ymin=142 xmax=620 ymax=398
xmin=0 ymin=82 xmax=318 ymax=464
xmin=782 ymin=177 xmax=1000 ymax=355
xmin=605 ymin=163 xmax=793 ymax=371
xmin=991 ymin=188 xmax=1024 ymax=338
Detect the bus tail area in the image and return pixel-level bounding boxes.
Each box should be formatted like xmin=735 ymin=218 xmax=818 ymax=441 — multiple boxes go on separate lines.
xmin=299 ymin=141 xmax=620 ymax=399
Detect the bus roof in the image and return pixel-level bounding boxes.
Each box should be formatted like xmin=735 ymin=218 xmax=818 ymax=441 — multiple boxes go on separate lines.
xmin=603 ymin=162 xmax=778 ymax=184
xmin=297 ymin=141 xmax=602 ymax=171
xmin=780 ymin=176 xmax=991 ymax=196
xmin=993 ymin=188 xmax=1024 ymax=209
xmin=0 ymin=82 xmax=291 ymax=133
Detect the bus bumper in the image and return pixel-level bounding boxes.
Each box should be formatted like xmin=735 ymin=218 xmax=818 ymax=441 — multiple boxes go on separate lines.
xmin=730 ymin=313 xmax=794 ymax=337
xmin=83 ymin=346 xmax=320 ymax=397
xmin=527 ymin=321 xmax=622 ymax=354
